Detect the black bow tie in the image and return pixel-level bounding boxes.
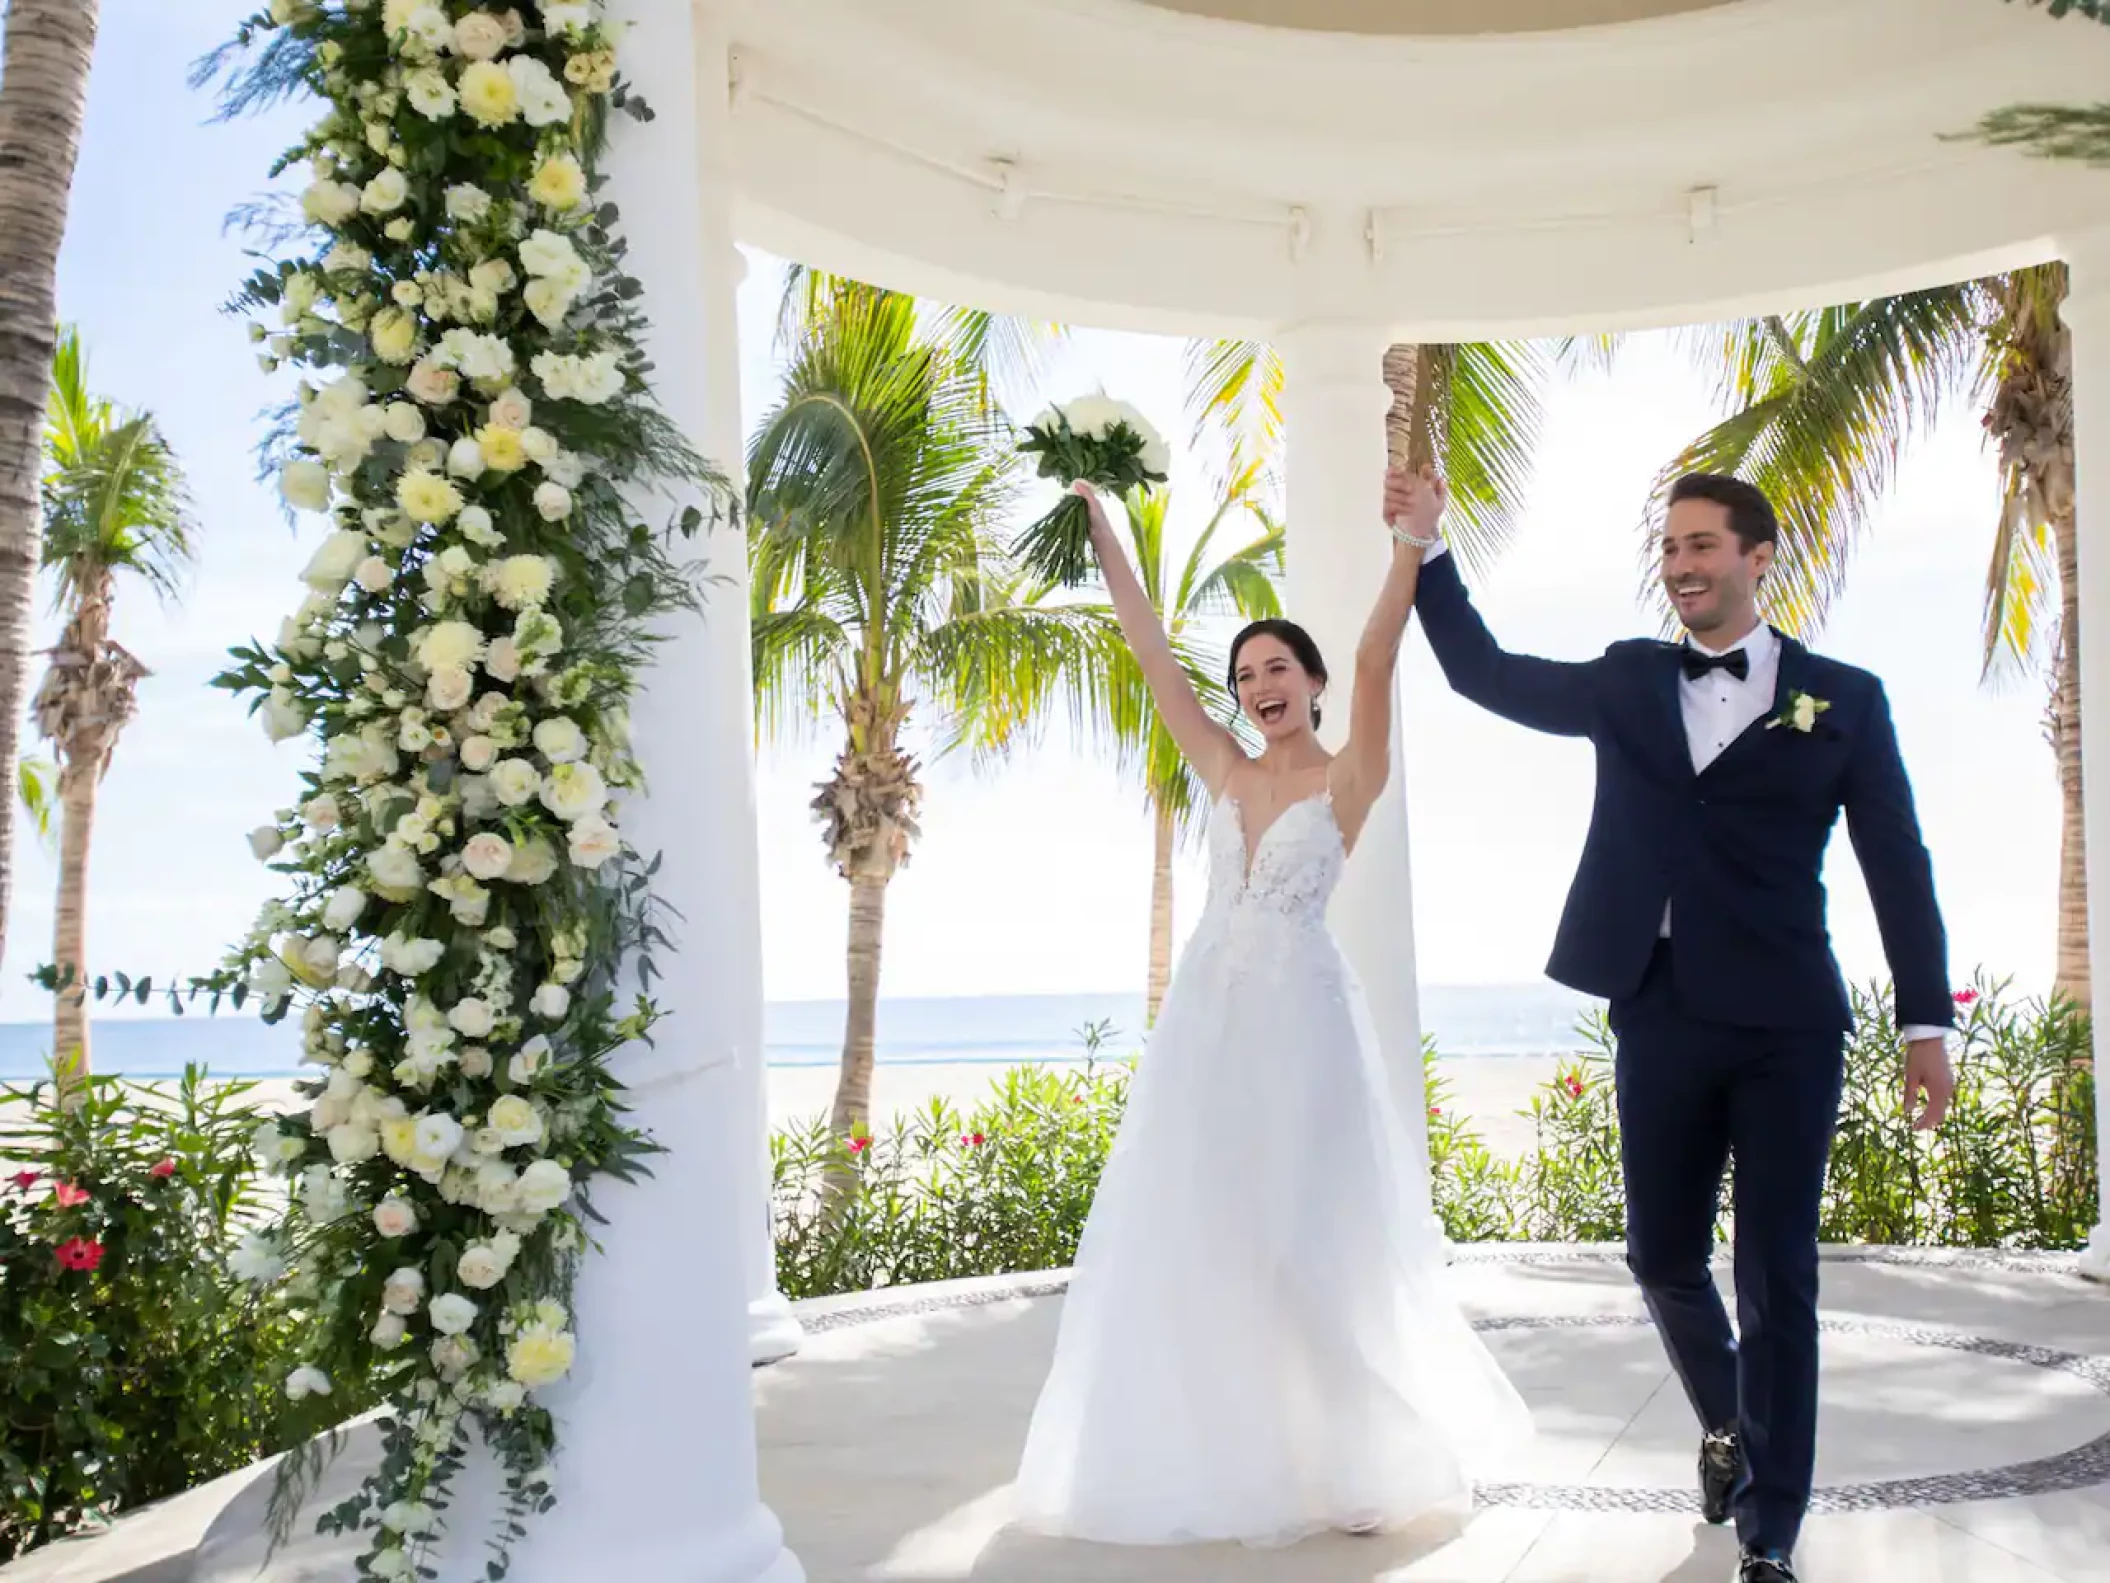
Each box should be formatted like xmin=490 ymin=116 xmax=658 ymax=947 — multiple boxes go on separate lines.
xmin=1681 ymin=647 xmax=1750 ymax=683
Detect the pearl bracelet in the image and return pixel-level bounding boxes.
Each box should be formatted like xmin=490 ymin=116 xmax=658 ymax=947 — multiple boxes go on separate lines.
xmin=1387 ymin=518 xmax=1440 ymax=550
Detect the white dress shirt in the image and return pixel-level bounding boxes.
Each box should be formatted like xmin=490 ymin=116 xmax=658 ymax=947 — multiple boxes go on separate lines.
xmin=1419 ymin=540 xmax=1944 ymax=1042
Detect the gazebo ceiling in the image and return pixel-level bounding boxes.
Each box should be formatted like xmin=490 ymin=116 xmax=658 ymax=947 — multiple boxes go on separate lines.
xmin=1133 ymin=0 xmax=1733 ymax=35
xmin=724 ymin=0 xmax=2110 ymax=339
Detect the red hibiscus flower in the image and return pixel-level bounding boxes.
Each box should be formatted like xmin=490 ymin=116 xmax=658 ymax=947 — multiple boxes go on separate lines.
xmin=148 ymin=1158 xmax=177 ymax=1179
xmin=1427 ymin=1105 xmax=1442 ymax=1119
xmin=1953 ymin=989 xmax=1980 ymax=1008
xmin=1564 ymin=1075 xmax=1586 ymax=1099
xmin=53 ymin=1182 xmax=90 ymax=1208
xmin=960 ymin=1132 xmax=986 ymax=1148
xmin=847 ymin=1136 xmax=870 ymax=1154
xmin=55 ymin=1237 xmax=105 ymax=1273
xmin=8 ymin=1170 xmax=37 ymax=1192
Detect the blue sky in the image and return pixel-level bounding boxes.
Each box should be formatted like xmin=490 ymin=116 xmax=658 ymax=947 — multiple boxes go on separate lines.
xmin=11 ymin=0 xmax=2059 ymax=1024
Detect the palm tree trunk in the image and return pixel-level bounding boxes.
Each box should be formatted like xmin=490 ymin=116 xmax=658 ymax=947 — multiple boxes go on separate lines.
xmin=1146 ymin=801 xmax=1175 ymax=1025
xmin=831 ymin=869 xmax=888 ymax=1139
xmin=2053 ymin=500 xmax=2089 ymax=1007
xmin=0 ymin=1 xmax=100 ymax=979
xmin=1382 ymin=343 xmax=1438 ymax=472
xmin=51 ymin=761 xmax=93 ymax=1101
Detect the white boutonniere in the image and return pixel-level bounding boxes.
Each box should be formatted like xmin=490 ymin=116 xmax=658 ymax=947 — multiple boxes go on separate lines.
xmin=1767 ymin=690 xmax=1831 ymax=733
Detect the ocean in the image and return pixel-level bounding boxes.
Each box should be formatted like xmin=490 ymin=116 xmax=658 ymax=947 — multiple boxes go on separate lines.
xmin=0 ymin=983 xmax=1602 ymax=1081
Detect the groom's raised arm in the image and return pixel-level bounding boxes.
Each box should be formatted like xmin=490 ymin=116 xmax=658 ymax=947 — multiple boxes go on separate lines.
xmin=1414 ymin=548 xmax=1598 ymax=738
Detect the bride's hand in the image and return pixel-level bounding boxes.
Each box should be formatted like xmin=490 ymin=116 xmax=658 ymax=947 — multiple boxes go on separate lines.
xmin=1070 ymin=479 xmax=1114 ymax=538
xmin=1383 ymin=465 xmax=1447 ymax=544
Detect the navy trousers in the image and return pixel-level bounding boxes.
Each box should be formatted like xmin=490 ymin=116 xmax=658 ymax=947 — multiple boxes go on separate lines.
xmin=1609 ymin=943 xmax=1846 ymax=1556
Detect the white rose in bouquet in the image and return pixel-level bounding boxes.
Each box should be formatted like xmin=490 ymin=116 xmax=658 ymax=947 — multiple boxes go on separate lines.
xmin=539 ymin=761 xmax=605 ymax=822
xmin=531 ymin=716 xmax=585 ymax=763
xmin=381 ymin=1266 xmax=426 ymax=1316
xmin=1014 ymin=395 xmax=1172 ymax=586
xmin=279 ymin=459 xmax=333 ymax=513
xmin=462 ymin=831 xmax=514 ymax=881
xmin=429 ymin=1293 xmax=479 ymax=1336
xmin=261 ymin=688 xmax=309 ymax=743
xmin=568 ymin=813 xmax=620 ymax=869
xmin=514 ymin=1157 xmax=572 ymax=1215
xmin=301 ymin=529 xmax=368 ymax=591
xmin=323 ymin=885 xmax=368 ymax=931
xmin=373 ymin=1196 xmax=419 ymax=1238
xmin=506 ymin=835 xmax=560 ymax=886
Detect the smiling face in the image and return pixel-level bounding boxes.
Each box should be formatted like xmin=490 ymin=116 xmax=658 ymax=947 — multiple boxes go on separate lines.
xmin=1232 ymin=632 xmax=1323 ymax=742
xmin=1661 ymin=496 xmax=1770 ymax=641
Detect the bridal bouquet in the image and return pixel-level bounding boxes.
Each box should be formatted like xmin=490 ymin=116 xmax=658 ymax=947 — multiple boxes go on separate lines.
xmin=1015 ymin=396 xmax=1172 ymax=586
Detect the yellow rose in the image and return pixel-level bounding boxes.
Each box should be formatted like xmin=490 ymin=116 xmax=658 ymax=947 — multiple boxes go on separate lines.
xmin=380 ymin=1115 xmax=420 ymax=1166
xmin=528 ymin=153 xmax=587 ymax=212
xmin=370 ymin=306 xmax=419 ymax=366
xmin=396 ymin=468 xmax=464 ymax=525
xmin=505 ymin=1324 xmax=576 ymax=1388
xmin=475 ymin=423 xmax=528 ymax=473
xmin=458 ymin=60 xmax=519 ymax=128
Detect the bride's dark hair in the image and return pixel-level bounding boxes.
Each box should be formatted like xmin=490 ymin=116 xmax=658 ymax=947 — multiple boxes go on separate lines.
xmin=1227 ymin=619 xmax=1329 ymax=729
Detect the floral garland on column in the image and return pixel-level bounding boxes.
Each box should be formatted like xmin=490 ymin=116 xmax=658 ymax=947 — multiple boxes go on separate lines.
xmin=199 ymin=2 xmax=724 ymax=1575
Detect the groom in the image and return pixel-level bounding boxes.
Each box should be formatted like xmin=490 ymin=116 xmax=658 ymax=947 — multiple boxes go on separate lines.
xmin=1395 ymin=470 xmax=1955 ymax=1583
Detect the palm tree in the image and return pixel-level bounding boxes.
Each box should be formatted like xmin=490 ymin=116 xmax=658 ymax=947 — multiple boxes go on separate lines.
xmin=0 ymin=2 xmax=104 ymax=979
xmin=1657 ymin=273 xmax=2086 ymax=1003
xmin=1080 ymin=470 xmax=1283 ymax=1022
xmin=1184 ymin=335 xmax=1569 ymax=581
xmin=748 ymin=280 xmax=1117 ymax=1138
xmin=38 ymin=326 xmax=197 ymax=1091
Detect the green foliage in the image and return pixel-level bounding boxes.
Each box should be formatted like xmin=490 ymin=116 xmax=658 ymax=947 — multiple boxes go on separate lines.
xmin=0 ymin=1070 xmax=344 ymax=1562
xmin=1967 ymin=2 xmax=2110 ymax=163
xmin=775 ymin=983 xmax=2098 ymax=1301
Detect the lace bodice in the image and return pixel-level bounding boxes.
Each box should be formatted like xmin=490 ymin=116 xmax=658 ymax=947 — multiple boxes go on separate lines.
xmin=1202 ymin=791 xmax=1345 ymax=923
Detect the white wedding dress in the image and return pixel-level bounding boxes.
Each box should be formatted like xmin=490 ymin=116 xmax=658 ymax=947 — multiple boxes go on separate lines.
xmin=1012 ymin=787 xmax=1532 ymax=1546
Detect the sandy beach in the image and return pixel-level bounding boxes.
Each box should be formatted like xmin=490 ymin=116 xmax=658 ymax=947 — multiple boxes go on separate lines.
xmin=108 ymin=1053 xmax=1574 ymax=1163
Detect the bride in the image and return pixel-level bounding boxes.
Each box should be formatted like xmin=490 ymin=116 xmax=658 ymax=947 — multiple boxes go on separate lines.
xmin=1011 ymin=470 xmax=1531 ymax=1547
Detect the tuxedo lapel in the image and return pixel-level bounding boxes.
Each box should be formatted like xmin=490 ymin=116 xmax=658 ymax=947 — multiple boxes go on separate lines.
xmin=1647 ymin=642 xmax=1693 ymax=779
xmin=1698 ymin=628 xmax=1803 ymax=780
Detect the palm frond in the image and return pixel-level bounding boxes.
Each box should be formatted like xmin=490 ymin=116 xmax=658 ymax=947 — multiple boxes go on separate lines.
xmin=1183 ymin=336 xmax=1283 ymax=484
xmin=1437 ymin=340 xmax=1549 ymax=582
xmin=1657 ymin=289 xmax=1984 ymax=636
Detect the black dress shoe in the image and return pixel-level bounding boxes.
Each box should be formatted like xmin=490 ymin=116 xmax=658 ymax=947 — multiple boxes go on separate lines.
xmin=1699 ymin=1428 xmax=1742 ymax=1525
xmin=1739 ymin=1547 xmax=1798 ymax=1583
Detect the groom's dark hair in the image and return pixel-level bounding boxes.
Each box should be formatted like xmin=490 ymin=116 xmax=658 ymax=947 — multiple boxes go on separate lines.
xmin=1667 ymin=472 xmax=1779 ymax=554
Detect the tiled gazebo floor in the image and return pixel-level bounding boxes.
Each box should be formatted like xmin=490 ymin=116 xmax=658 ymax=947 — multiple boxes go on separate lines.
xmin=6 ymin=1248 xmax=2105 ymax=1583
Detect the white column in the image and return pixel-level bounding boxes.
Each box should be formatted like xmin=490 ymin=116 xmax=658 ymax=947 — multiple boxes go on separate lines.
xmin=1277 ymin=322 xmax=1434 ymax=1176
xmin=443 ymin=4 xmax=803 ymax=1577
xmin=2062 ymin=232 xmax=2110 ymax=1287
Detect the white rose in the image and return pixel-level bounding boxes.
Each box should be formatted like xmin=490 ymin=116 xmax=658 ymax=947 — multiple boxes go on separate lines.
xmin=279 ymin=459 xmax=332 ymax=513
xmin=446 ymin=436 xmax=487 ymax=480
xmin=457 ymin=1232 xmax=521 ymax=1289
xmin=541 ymin=3 xmax=594 ymax=41
xmin=514 ymin=1157 xmax=572 ymax=1215
xmin=485 ymin=1380 xmax=527 ymax=1412
xmin=448 ymin=997 xmax=496 ymax=1038
xmin=300 ymin=934 xmax=340 ymax=979
xmin=531 ymin=716 xmax=586 ymax=763
xmin=372 ymin=1196 xmax=419 ymax=1238
xmin=381 ymin=1266 xmax=426 ymax=1315
xmin=460 ymin=734 xmax=499 ymax=773
xmin=522 ymin=277 xmax=575 ymax=330
xmin=506 ymin=836 xmax=559 ymax=886
xmin=428 ymin=1293 xmax=479 ymax=1336
xmin=568 ymin=814 xmax=620 ymax=869
xmin=230 ymin=1232 xmax=287 ymax=1284
xmin=462 ymin=831 xmax=514 ymax=881
xmin=323 ymin=885 xmax=368 ymax=931
xmin=509 ymin=53 xmax=572 ymax=127
xmin=490 ymin=758 xmax=541 ymax=807
xmin=446 ymin=182 xmax=492 ymax=223
xmin=485 ymin=635 xmax=523 ymax=682
xmin=261 ymin=688 xmax=309 ymax=742
xmin=367 ymin=844 xmax=424 ymax=902
xmin=285 ymin=1366 xmax=333 ymax=1401
xmin=406 ymin=359 xmax=461 ymax=406
xmin=534 ymin=482 xmax=572 ymax=522
xmin=301 ymin=179 xmax=362 ymax=226
xmin=529 ymin=983 xmax=571 ymax=1022
xmin=414 ymin=1111 xmax=465 ymax=1161
xmin=370 ymin=1312 xmax=409 ymax=1350
xmin=539 ymin=760 xmax=606 ymax=822
xmin=303 ymin=794 xmax=342 ymax=832
xmin=508 ymin=1035 xmax=551 ymax=1084
xmin=354 ymin=555 xmax=396 ymax=594
xmin=427 ymin=664 xmax=475 ymax=712
xmin=361 ymin=167 xmax=410 ymax=215
xmin=487 ymin=1093 xmax=543 ymax=1146
xmin=380 ymin=403 xmax=426 ymax=445
xmin=404 ymin=67 xmax=456 ymax=119
xmin=459 ymin=1045 xmax=495 ymax=1079
xmin=454 ymin=10 xmax=509 ymax=58
xmin=327 ymin=1122 xmax=381 ymax=1164
xmin=489 ymin=387 xmax=534 ymax=430
xmin=248 ymin=825 xmax=285 ymax=861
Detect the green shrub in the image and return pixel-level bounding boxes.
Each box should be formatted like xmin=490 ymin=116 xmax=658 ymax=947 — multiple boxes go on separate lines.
xmin=0 ymin=1069 xmax=342 ymax=1561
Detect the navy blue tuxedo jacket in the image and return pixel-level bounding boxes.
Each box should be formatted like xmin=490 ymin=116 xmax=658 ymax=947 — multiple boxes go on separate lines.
xmin=1415 ymin=553 xmax=1951 ymax=1034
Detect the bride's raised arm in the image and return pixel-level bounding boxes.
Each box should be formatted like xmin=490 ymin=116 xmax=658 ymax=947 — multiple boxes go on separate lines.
xmin=1073 ymin=481 xmax=1242 ymax=795
xmin=1333 ymin=468 xmax=1442 ymax=830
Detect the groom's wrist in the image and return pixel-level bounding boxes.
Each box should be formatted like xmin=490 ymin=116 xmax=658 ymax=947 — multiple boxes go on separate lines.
xmin=1900 ymin=1024 xmax=1949 ymax=1046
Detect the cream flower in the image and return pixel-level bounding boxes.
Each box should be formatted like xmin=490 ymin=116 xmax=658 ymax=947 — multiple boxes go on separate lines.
xmin=509 ymin=53 xmax=572 ymax=127
xmin=285 ymin=1366 xmax=333 ymax=1401
xmin=301 ymin=179 xmax=362 ymax=226
xmin=406 ymin=359 xmax=461 ymax=406
xmin=373 ymin=1196 xmax=419 ymax=1238
xmin=371 ymin=1312 xmax=409 ymax=1350
xmin=529 ymin=152 xmax=587 ymax=211
xmin=404 ymin=67 xmax=457 ymax=119
xmin=488 ymin=1094 xmax=543 ymax=1146
xmin=355 ymin=555 xmax=396 ymax=594
xmin=448 ymin=997 xmax=496 ymax=1038
xmin=322 ymin=885 xmax=368 ymax=931
xmin=453 ymin=10 xmax=509 ymax=58
xmin=367 ymin=844 xmax=425 ymax=902
xmin=418 ymin=619 xmax=485 ymax=672
xmin=485 ymin=634 xmax=524 ymax=682
xmin=380 ymin=1266 xmax=426 ymax=1316
xmin=506 ymin=836 xmax=560 ymax=886
xmin=261 ymin=688 xmax=309 ymax=743
xmin=530 ymin=983 xmax=571 ymax=1022
xmin=490 ymin=554 xmax=554 ymax=611
xmin=568 ymin=813 xmax=620 ymax=869
xmin=531 ymin=716 xmax=585 ymax=763
xmin=445 ymin=182 xmax=493 ymax=223
xmin=488 ymin=387 xmax=534 ymax=430
xmin=428 ymin=1293 xmax=478 ymax=1336
xmin=279 ymin=459 xmax=333 ymax=513
xmin=534 ymin=482 xmax=573 ymax=521
xmin=514 ymin=1157 xmax=572 ymax=1215
xmin=490 ymin=758 xmax=541 ymax=807
xmin=540 ymin=761 xmax=606 ymax=822
xmin=427 ymin=664 xmax=475 ymax=712
xmin=505 ymin=1323 xmax=576 ymax=1387
xmin=370 ymin=307 xmax=419 ymax=365
xmin=397 ymin=468 xmax=464 ymax=524
xmin=459 ymin=59 xmax=520 ymax=126
xmin=462 ymin=831 xmax=514 ymax=881
xmin=248 ymin=825 xmax=284 ymax=861
xmin=460 ymin=734 xmax=499 ymax=773
xmin=302 ymin=529 xmax=368 ymax=591
xmin=303 ymin=793 xmax=343 ymax=831
xmin=361 ymin=167 xmax=410 ymax=215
